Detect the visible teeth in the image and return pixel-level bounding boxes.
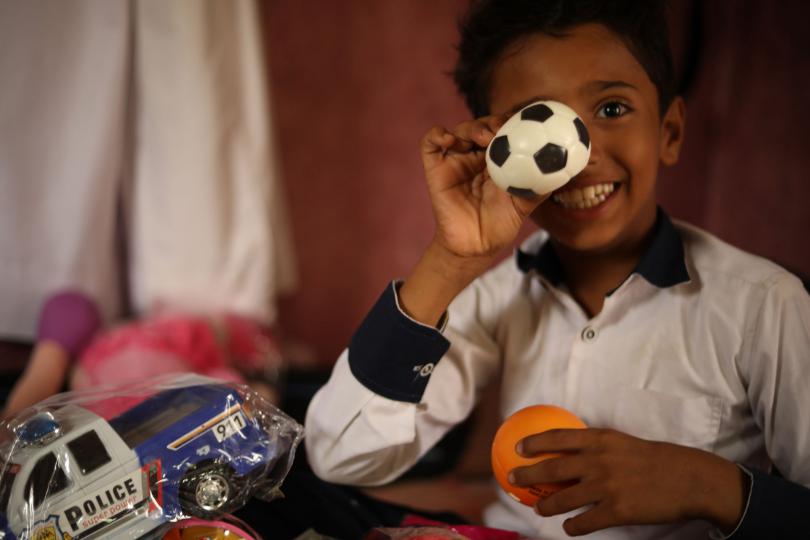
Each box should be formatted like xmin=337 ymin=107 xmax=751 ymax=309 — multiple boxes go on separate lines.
xmin=552 ymin=182 xmax=615 ymax=209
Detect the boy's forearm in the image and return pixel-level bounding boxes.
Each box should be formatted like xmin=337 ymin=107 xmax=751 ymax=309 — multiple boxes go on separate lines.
xmin=399 ymin=240 xmax=494 ymax=326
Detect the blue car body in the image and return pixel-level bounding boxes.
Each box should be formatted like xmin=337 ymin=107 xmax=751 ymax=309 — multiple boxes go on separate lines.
xmin=108 ymin=384 xmax=274 ymax=519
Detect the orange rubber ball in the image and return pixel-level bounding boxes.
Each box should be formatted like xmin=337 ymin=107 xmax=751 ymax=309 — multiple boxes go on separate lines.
xmin=491 ymin=404 xmax=587 ymax=506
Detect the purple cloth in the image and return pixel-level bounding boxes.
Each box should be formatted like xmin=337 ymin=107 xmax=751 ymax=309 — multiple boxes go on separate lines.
xmin=36 ymin=290 xmax=103 ymax=359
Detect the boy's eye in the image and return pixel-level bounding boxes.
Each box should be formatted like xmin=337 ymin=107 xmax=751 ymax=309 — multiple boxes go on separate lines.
xmin=596 ymin=102 xmax=630 ymax=118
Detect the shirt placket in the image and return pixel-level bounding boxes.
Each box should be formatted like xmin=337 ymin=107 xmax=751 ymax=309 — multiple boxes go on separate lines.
xmin=544 ymin=285 xmax=592 ymax=409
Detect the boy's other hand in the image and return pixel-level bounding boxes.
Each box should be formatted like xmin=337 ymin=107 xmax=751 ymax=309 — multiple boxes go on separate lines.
xmin=509 ymin=428 xmax=748 ymax=536
xmin=420 ymin=116 xmax=548 ymax=259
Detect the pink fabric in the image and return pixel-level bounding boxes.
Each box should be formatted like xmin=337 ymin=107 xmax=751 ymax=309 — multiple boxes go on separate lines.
xmin=222 ymin=313 xmax=277 ymax=373
xmin=74 ymin=315 xmax=263 ymax=390
xmin=399 ymin=516 xmax=522 ymax=540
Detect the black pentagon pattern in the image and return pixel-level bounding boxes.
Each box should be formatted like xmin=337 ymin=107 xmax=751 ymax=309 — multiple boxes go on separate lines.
xmin=488 ymin=135 xmax=511 ymax=167
xmin=573 ymin=117 xmax=590 ymax=148
xmin=507 ymin=187 xmax=537 ymax=199
xmin=521 ymin=103 xmax=554 ymax=123
xmin=534 ymin=143 xmax=567 ymax=173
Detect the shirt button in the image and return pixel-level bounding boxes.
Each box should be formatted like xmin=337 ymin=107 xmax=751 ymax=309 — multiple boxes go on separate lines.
xmin=581 ymin=326 xmax=598 ymax=342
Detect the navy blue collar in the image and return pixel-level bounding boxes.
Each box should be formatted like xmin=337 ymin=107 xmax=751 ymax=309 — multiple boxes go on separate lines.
xmin=516 ymin=207 xmax=690 ymax=289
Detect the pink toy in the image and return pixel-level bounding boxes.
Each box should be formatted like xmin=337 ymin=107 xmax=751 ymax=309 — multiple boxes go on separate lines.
xmin=74 ymin=312 xmax=269 ymax=389
xmin=2 ymin=290 xmax=281 ymax=419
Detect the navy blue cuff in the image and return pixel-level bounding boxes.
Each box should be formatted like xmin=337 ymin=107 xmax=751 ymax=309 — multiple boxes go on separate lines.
xmin=728 ymin=468 xmax=810 ymax=538
xmin=348 ymin=283 xmax=451 ymax=403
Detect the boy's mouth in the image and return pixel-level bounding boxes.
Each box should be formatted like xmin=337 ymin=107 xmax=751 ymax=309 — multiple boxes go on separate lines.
xmin=551 ymin=182 xmax=618 ymax=210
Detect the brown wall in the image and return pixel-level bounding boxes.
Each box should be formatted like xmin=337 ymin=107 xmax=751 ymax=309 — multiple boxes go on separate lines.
xmin=659 ymin=1 xmax=810 ymax=273
xmin=263 ymin=1 xmax=810 ymax=365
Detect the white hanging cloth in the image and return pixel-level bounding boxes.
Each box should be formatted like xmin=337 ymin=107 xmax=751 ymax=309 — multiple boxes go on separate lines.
xmin=0 ymin=0 xmax=296 ymax=340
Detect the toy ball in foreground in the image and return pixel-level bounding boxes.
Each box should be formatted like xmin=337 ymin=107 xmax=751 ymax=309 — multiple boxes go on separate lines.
xmin=486 ymin=101 xmax=591 ymax=198
xmin=491 ymin=404 xmax=587 ymax=506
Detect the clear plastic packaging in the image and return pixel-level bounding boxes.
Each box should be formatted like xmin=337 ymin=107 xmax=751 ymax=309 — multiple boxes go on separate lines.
xmin=162 ymin=515 xmax=264 ymax=540
xmin=0 ymin=374 xmax=303 ymax=540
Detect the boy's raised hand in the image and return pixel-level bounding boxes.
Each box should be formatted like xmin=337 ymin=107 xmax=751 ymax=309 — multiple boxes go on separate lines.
xmin=420 ymin=117 xmax=545 ymax=259
xmin=399 ymin=116 xmax=546 ymax=325
xmin=397 ymin=118 xmax=547 ymax=327
xmin=509 ymin=428 xmax=748 ymax=536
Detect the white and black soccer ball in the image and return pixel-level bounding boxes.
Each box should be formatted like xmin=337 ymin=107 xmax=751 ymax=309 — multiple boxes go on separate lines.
xmin=485 ymin=101 xmax=591 ymax=198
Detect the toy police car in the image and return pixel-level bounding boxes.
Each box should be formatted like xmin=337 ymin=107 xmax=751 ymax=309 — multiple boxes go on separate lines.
xmin=0 ymin=382 xmax=300 ymax=540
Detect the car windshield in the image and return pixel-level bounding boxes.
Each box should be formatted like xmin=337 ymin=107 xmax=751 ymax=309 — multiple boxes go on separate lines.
xmin=0 ymin=462 xmax=19 ymax=515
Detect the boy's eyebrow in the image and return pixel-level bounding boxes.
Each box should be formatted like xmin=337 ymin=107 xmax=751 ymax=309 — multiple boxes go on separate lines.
xmin=584 ymin=80 xmax=638 ymax=93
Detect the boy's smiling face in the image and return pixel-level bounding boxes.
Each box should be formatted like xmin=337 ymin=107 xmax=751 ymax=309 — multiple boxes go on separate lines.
xmin=488 ymin=23 xmax=684 ymax=255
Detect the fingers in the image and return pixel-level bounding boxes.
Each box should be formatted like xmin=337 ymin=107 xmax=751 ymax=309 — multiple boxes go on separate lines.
xmin=446 ymin=114 xmax=505 ymax=150
xmin=421 ymin=116 xmax=503 ymax=166
xmin=562 ymin=503 xmax=622 ymax=537
xmin=507 ymin=456 xmax=606 ymax=527
xmin=421 ymin=126 xmax=453 ymax=161
xmin=506 ymin=430 xmax=604 ymax=495
xmin=480 ymin=113 xmax=508 ymax=134
xmin=518 ymin=428 xmax=601 ymax=456
xmin=456 ymin=116 xmax=502 ymax=146
xmin=420 ymin=126 xmax=474 ymax=175
xmin=524 ymin=476 xmax=634 ymax=536
xmin=536 ymin=480 xmax=599 ymax=518
xmin=507 ymin=455 xmax=614 ymax=532
xmin=506 ymin=429 xmax=699 ymax=535
xmin=510 ymin=454 xmax=584 ymax=488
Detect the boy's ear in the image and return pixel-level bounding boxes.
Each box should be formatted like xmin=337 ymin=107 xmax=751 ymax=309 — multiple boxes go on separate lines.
xmin=659 ymin=96 xmax=686 ymax=166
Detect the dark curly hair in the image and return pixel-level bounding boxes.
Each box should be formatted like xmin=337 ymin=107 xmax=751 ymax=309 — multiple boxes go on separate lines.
xmin=453 ymin=0 xmax=675 ymax=118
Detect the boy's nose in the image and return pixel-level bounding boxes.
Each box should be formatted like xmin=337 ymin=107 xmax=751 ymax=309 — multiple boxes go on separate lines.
xmin=583 ymin=133 xmax=602 ymax=168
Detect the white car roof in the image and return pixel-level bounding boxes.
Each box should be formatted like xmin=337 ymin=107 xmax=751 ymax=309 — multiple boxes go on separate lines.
xmin=2 ymin=405 xmax=107 ymax=465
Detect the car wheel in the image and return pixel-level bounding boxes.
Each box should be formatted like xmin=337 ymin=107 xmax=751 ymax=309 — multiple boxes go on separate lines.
xmin=179 ymin=462 xmax=237 ymax=517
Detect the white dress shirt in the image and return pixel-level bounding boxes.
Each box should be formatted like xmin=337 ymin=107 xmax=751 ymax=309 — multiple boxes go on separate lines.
xmin=305 ymin=212 xmax=810 ymax=539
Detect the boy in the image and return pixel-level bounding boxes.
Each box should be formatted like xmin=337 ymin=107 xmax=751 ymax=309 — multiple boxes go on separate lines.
xmin=305 ymin=1 xmax=810 ymax=538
